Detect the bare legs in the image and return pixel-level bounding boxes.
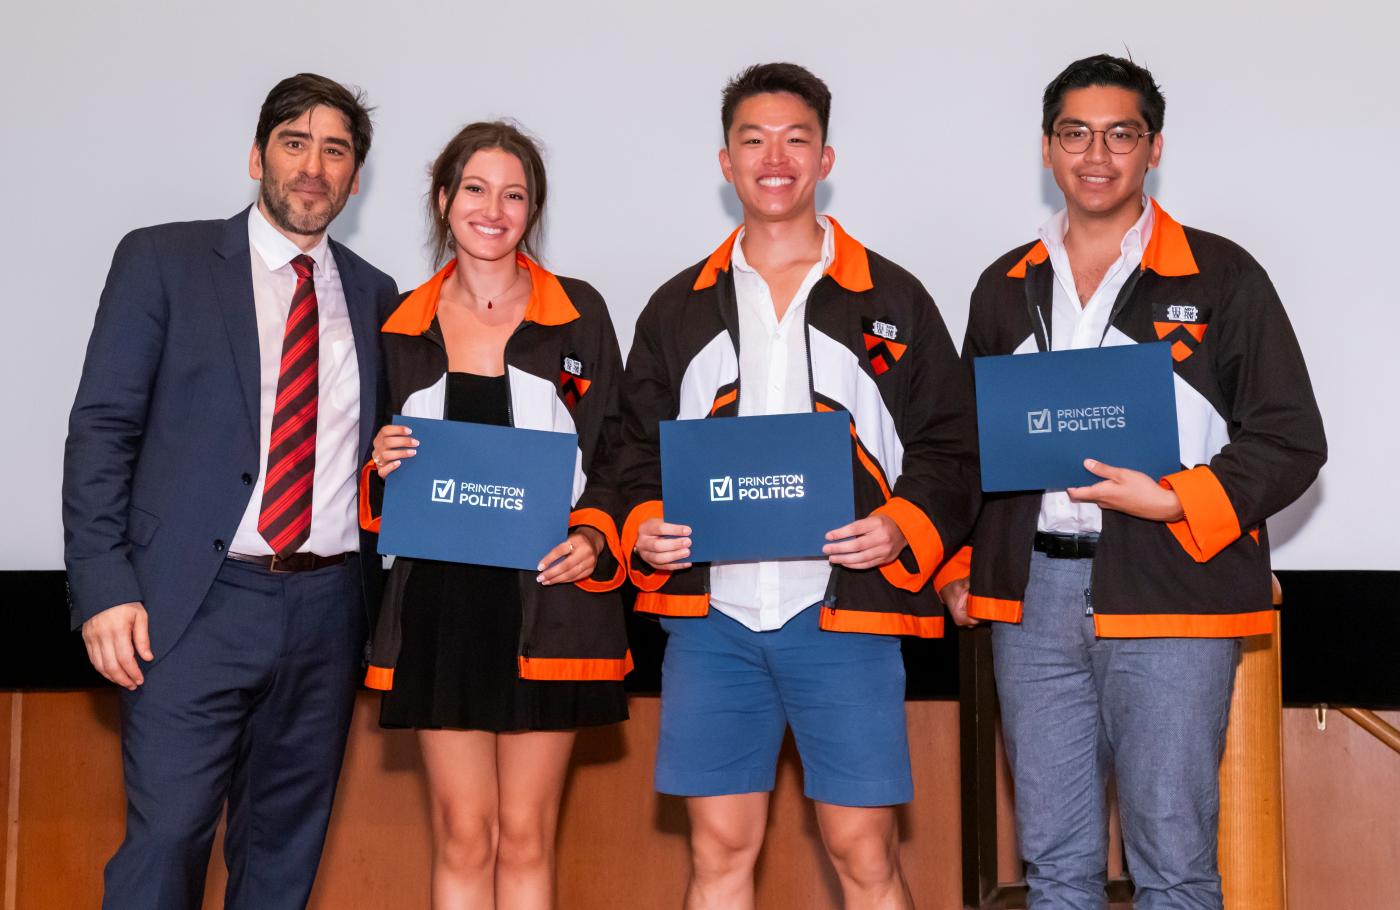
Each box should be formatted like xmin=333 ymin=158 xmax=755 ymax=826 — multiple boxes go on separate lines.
xmin=682 ymin=795 xmax=912 ymax=910
xmin=417 ymin=729 xmax=576 ymax=910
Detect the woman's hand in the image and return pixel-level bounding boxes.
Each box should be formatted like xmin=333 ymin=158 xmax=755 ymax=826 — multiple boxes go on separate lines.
xmin=371 ymin=424 xmax=418 ymax=479
xmin=537 ymin=526 xmax=605 ymax=585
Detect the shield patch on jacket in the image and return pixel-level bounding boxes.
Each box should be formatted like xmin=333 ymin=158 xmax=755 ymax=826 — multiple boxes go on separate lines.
xmin=862 ymin=318 xmax=907 ymax=375
xmin=1152 ymin=302 xmax=1210 ymax=362
xmin=559 ymin=352 xmax=591 ymax=409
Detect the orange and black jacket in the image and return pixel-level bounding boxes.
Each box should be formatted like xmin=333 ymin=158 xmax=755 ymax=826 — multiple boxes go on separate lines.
xmin=954 ymin=200 xmax=1326 ymax=637
xmin=360 ymin=254 xmax=632 ymax=685
xmin=616 ymin=218 xmax=981 ymax=637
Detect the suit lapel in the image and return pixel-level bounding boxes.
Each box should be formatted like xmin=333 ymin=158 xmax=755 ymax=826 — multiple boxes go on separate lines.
xmin=332 ymin=241 xmax=380 ymax=458
xmin=210 ymin=208 xmax=260 ymax=441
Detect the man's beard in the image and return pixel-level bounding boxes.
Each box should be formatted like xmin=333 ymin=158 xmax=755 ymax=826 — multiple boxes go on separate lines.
xmin=259 ymin=173 xmax=346 ymax=237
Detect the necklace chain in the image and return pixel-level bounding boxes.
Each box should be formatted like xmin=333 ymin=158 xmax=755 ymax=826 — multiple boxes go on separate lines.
xmin=459 ymin=266 xmax=524 ymax=310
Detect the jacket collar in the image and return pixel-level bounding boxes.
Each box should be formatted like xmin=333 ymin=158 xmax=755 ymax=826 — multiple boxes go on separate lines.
xmin=382 ymin=252 xmax=579 ymax=336
xmin=1006 ymin=198 xmax=1200 ymax=279
xmin=692 ymin=215 xmax=874 ymax=293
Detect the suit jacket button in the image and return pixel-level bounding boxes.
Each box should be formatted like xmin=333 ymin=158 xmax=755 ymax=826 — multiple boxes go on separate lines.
xmin=213 ymin=539 xmax=225 ymax=552
xmin=241 ymin=473 xmax=253 ymax=485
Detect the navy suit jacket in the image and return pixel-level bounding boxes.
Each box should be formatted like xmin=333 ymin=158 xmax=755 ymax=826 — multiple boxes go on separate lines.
xmin=63 ymin=207 xmax=398 ymax=659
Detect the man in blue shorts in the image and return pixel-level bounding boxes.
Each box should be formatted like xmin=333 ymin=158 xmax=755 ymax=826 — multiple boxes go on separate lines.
xmin=617 ymin=62 xmax=980 ymax=909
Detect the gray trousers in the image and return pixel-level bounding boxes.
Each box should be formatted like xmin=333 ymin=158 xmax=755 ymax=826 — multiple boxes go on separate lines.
xmin=992 ymin=551 xmax=1240 ymax=910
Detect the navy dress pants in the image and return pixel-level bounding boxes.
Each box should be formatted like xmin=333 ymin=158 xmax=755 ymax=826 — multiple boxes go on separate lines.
xmin=102 ymin=556 xmax=365 ymax=910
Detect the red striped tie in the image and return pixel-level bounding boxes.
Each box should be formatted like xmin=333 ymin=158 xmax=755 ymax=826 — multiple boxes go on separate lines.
xmin=258 ymin=254 xmax=318 ymax=558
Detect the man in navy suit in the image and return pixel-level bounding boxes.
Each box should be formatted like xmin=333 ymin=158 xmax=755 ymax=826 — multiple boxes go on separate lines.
xmin=62 ymin=73 xmax=398 ymax=909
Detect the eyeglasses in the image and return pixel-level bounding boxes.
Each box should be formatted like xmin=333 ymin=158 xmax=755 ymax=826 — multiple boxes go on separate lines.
xmin=1053 ymin=125 xmax=1154 ymax=154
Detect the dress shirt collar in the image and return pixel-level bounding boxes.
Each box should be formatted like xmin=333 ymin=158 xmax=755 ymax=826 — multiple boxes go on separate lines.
xmin=731 ymin=214 xmax=835 ymax=276
xmin=1037 ymin=196 xmax=1155 ymax=268
xmin=247 ymin=203 xmax=332 ymax=274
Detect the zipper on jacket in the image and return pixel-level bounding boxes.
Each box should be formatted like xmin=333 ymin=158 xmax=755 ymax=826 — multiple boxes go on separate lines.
xmin=1098 ymin=267 xmax=1147 ymax=347
xmin=1024 ymin=268 xmax=1050 ymax=353
xmin=502 ymin=319 xmax=530 ymax=667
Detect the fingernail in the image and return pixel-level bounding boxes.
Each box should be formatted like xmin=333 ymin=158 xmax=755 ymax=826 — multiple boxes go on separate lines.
xmin=536 ymin=574 xmax=545 ymax=583
xmin=1085 ymin=459 xmax=1096 ymax=468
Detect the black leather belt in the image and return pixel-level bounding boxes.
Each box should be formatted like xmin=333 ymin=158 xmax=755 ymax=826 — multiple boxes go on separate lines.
xmin=1033 ymin=532 xmax=1099 ymax=559
xmin=226 ymin=551 xmax=351 ymax=573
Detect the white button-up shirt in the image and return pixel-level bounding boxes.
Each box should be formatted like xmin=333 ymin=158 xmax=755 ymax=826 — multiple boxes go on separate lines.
xmin=709 ymin=217 xmax=836 ymax=631
xmin=1036 ymin=199 xmax=1155 ymax=535
xmin=231 ymin=205 xmax=362 ymax=555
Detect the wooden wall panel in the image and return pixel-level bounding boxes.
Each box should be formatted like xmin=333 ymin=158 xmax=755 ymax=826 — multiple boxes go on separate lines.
xmin=5 ymin=693 xmax=1397 ymax=908
xmin=2 ymin=692 xmax=13 ymax=910
xmin=14 ymin=691 xmax=122 ymax=910
xmin=1282 ymin=708 xmax=1400 ymax=910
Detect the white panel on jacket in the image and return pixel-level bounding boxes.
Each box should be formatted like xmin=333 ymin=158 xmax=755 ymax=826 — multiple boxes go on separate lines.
xmin=808 ymin=327 xmax=905 ymax=488
xmin=508 ymin=365 xmax=587 ymax=505
xmin=400 ymin=375 xmax=446 ymax=420
xmin=676 ymin=331 xmax=738 ymax=421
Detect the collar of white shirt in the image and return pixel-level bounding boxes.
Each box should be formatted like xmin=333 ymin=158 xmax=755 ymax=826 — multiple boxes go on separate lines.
xmin=247 ymin=203 xmax=333 ymax=275
xmin=730 ymin=213 xmax=836 ymax=277
xmin=1037 ymin=196 xmax=1155 ymax=279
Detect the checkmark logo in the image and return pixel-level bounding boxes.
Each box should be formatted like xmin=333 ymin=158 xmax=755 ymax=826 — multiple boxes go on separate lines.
xmin=1027 ymin=409 xmax=1052 ymax=434
xmin=431 ymin=479 xmax=455 ymax=503
xmin=709 ymin=476 xmax=734 ymax=502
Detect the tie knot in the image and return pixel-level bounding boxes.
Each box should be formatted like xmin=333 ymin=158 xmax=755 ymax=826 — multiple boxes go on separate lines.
xmin=291 ymin=254 xmax=315 ymax=281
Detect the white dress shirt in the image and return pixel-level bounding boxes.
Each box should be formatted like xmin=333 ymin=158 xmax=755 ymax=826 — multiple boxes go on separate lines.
xmin=231 ymin=205 xmax=362 ymax=555
xmin=709 ymin=217 xmax=835 ymax=631
xmin=1036 ymin=198 xmax=1155 ymax=535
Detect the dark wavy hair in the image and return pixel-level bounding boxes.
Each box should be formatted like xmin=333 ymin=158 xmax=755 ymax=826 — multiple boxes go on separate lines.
xmin=254 ymin=73 xmax=374 ymax=169
xmin=426 ymin=121 xmax=548 ymax=267
xmin=1042 ymin=54 xmax=1165 ymax=136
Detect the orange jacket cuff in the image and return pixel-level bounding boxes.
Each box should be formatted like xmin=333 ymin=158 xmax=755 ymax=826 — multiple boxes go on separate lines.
xmin=1159 ymin=466 xmax=1241 ymax=562
xmin=873 ymin=496 xmax=945 ymax=593
xmin=932 ymin=546 xmax=972 ymax=594
xmin=967 ymin=595 xmax=1023 ymax=623
xmin=569 ymin=507 xmax=627 ymax=593
xmin=621 ymin=499 xmax=673 ymax=592
xmin=358 ymin=459 xmax=381 ymax=533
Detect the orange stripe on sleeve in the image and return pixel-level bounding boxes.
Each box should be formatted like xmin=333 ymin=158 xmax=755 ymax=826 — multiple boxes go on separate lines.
xmin=1093 ymin=610 xmax=1274 ymax=639
xmin=621 ymin=500 xmax=673 ymax=592
xmin=518 ymin=651 xmax=634 ymax=681
xmin=568 ymin=507 xmax=627 ymax=593
xmin=357 ymin=459 xmax=381 ymax=533
xmin=967 ymin=595 xmax=1022 ymax=623
xmin=873 ymin=497 xmax=944 ymax=593
xmin=932 ymin=546 xmax=972 ymax=594
xmin=1159 ymin=466 xmax=1241 ymax=562
xmin=363 ymin=665 xmax=394 ymax=690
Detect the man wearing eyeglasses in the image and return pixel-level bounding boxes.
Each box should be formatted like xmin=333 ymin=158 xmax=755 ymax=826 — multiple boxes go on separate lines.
xmin=939 ymin=55 xmax=1326 ymax=909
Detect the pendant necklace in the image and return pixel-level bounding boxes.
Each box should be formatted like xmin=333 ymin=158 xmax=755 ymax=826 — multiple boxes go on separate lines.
xmin=468 ymin=268 xmax=523 ymax=310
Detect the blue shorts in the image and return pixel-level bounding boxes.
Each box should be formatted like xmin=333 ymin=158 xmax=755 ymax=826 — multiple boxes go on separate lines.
xmin=655 ymin=604 xmax=912 ymax=807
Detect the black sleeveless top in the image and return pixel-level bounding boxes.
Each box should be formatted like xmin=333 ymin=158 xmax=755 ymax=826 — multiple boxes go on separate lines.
xmin=377 ymin=373 xmax=627 ymax=732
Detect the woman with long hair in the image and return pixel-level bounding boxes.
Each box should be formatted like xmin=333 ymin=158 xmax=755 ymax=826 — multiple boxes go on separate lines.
xmin=362 ymin=121 xmax=630 ymax=909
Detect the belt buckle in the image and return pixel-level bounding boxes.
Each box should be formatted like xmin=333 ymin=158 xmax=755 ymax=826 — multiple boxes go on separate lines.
xmin=267 ymin=554 xmax=295 ymax=574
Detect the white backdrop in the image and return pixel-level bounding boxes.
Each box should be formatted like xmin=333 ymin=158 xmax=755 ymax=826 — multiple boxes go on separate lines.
xmin=5 ymin=0 xmax=1395 ymax=571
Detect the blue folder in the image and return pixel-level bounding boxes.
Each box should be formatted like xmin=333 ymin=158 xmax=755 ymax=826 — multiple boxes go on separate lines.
xmin=660 ymin=411 xmax=854 ymax=563
xmin=974 ymin=343 xmax=1181 ymax=492
xmin=377 ymin=415 xmax=576 ymax=570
